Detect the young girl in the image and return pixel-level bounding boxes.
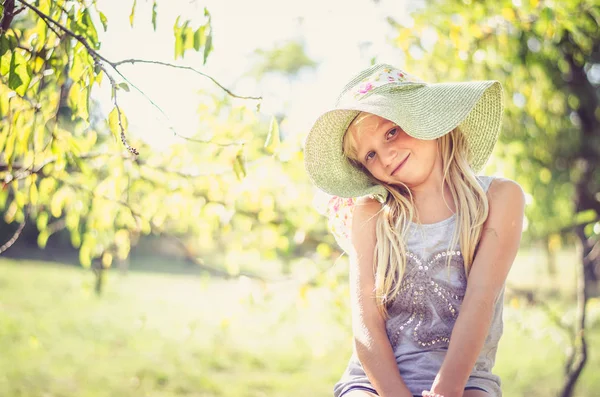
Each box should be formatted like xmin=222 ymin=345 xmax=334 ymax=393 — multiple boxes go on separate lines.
xmin=304 ymin=64 xmax=525 ymax=397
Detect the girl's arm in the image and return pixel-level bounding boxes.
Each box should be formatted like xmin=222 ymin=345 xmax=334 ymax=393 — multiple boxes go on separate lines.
xmin=427 ymin=178 xmax=526 ymax=397
xmin=349 ymin=197 xmax=413 ymax=397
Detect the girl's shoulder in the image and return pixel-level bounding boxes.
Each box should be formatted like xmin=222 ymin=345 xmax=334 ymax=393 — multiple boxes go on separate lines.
xmin=476 ymin=174 xmax=518 ymax=194
xmin=478 ymin=175 xmax=520 ymax=196
xmin=475 ymin=174 xmax=495 ymax=192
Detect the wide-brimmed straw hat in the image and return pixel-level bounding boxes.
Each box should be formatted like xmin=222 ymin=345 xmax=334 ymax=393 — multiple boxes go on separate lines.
xmin=303 ymin=63 xmax=504 ymax=202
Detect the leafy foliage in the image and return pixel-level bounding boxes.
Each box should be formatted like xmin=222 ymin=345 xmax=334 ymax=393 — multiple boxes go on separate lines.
xmin=0 ymin=0 xmax=336 ymax=278
xmin=251 ymin=40 xmax=317 ymax=78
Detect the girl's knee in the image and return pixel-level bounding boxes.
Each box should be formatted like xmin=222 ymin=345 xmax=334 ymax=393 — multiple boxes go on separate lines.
xmin=342 ymin=390 xmax=379 ymax=397
xmin=463 ymin=390 xmax=489 ymax=397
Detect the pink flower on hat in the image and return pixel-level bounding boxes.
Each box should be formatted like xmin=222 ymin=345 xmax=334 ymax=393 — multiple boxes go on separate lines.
xmin=344 ymin=66 xmax=426 ymax=103
xmin=358 ymin=82 xmax=374 ymax=94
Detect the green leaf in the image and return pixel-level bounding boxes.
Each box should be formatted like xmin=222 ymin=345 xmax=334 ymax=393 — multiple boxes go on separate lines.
xmin=37 ymin=230 xmax=50 ymax=249
xmin=8 ymin=52 xmax=23 ymax=90
xmin=152 ymin=1 xmax=158 ymax=31
xmin=69 ymin=50 xmax=86 ymax=84
xmin=193 ymin=26 xmax=205 ymax=51
xmin=129 ymin=0 xmax=137 ymax=27
xmin=108 ymin=107 xmax=128 ymax=143
xmin=574 ymin=209 xmax=596 ymax=225
xmin=14 ymin=55 xmax=31 ymax=96
xmin=0 ymin=32 xmax=19 ymax=69
xmin=99 ymin=11 xmax=108 ymax=32
xmin=233 ymin=148 xmax=247 ymax=181
xmin=82 ymin=85 xmax=90 ymax=121
xmin=34 ymin=17 xmax=46 ymax=50
xmin=50 ymin=188 xmax=66 ymax=218
xmin=68 ymin=82 xmax=83 ymax=116
xmin=179 ymin=21 xmax=190 ymax=58
xmin=0 ymin=34 xmax=10 ymax=58
xmin=71 ymin=232 xmax=81 ymax=249
xmin=29 ymin=182 xmax=38 ymax=206
xmin=39 ymin=0 xmax=50 ymax=14
xmin=264 ymin=116 xmax=280 ymax=154
xmin=173 ymin=16 xmax=182 ymax=59
xmin=79 ymin=241 xmax=92 ymax=268
xmin=0 ymin=131 xmax=7 ymax=155
xmin=82 ymin=9 xmax=99 ymax=49
xmin=118 ymin=82 xmax=130 ymax=92
xmin=203 ymin=30 xmax=213 ymax=64
xmin=4 ymin=126 xmax=16 ymax=164
xmin=36 ymin=211 xmax=49 ymax=230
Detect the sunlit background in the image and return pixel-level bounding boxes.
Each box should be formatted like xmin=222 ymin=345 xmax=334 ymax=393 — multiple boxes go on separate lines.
xmin=1 ymin=0 xmax=599 ymax=396
xmin=96 ymin=0 xmax=408 ymax=150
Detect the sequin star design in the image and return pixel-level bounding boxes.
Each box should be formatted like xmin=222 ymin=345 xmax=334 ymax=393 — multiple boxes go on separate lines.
xmin=385 ymin=249 xmax=467 ymax=350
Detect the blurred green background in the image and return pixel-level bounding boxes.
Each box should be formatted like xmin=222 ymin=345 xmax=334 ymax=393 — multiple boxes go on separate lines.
xmin=1 ymin=0 xmax=599 ymax=396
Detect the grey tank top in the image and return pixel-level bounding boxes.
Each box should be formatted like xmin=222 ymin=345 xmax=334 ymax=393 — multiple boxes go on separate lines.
xmin=333 ymin=175 xmax=504 ymax=397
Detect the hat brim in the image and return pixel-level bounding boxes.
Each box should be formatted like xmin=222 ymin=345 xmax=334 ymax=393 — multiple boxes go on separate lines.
xmin=304 ymin=80 xmax=504 ymax=198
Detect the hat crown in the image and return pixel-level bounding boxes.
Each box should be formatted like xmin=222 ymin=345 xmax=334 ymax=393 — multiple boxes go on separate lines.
xmin=336 ymin=64 xmax=427 ymax=105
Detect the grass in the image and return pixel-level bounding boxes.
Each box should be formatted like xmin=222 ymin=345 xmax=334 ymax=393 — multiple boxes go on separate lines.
xmin=0 ymin=246 xmax=599 ymax=397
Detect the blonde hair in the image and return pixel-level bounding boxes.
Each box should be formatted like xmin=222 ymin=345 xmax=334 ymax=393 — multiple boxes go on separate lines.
xmin=342 ymin=113 xmax=490 ymax=319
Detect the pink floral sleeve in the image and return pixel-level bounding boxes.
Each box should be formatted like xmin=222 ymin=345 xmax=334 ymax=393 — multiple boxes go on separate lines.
xmin=326 ymin=196 xmax=356 ymax=254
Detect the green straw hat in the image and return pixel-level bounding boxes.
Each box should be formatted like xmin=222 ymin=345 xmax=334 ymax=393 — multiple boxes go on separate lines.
xmin=304 ymin=63 xmax=504 ymax=202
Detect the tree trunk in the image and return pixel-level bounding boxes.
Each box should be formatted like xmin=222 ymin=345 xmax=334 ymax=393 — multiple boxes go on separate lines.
xmin=545 ymin=235 xmax=557 ymax=279
xmin=94 ymin=263 xmax=106 ymax=295
xmin=562 ymin=32 xmax=600 ymax=289
xmin=557 ymin=30 xmax=600 ymax=396
xmin=559 ymin=227 xmax=593 ymax=397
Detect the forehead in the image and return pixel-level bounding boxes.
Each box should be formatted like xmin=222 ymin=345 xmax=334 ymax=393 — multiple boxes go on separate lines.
xmin=350 ymin=114 xmax=393 ymax=146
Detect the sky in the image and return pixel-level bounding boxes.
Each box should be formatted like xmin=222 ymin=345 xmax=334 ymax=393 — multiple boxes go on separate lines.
xmin=96 ymin=0 xmax=412 ymax=149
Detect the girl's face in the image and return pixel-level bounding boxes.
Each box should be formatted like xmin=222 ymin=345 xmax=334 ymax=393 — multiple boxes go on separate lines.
xmin=347 ymin=113 xmax=439 ymax=187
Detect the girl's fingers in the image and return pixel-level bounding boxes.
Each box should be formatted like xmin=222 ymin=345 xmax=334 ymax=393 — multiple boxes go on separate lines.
xmin=421 ymin=392 xmax=444 ymax=397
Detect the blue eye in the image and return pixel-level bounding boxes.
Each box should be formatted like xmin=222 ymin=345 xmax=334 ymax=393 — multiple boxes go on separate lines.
xmin=365 ymin=152 xmax=375 ymax=162
xmin=387 ymin=128 xmax=398 ymax=138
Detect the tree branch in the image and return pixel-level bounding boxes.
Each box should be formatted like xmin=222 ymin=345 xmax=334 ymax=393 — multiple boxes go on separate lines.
xmin=1 ymin=156 xmax=57 ymax=182
xmin=107 ymin=64 xmax=247 ymax=148
xmin=0 ymin=218 xmax=26 ymax=254
xmin=112 ymin=59 xmax=262 ymax=101
xmin=526 ymin=217 xmax=600 ymax=241
xmin=97 ymin=62 xmax=139 ymax=155
xmin=18 ymin=0 xmax=105 ymax=62
xmin=0 ymin=0 xmax=16 ymax=34
xmin=58 ymin=175 xmax=273 ymax=281
xmin=160 ymin=233 xmax=267 ymax=281
xmin=506 ymin=284 xmax=574 ymax=338
xmin=0 ymin=151 xmax=129 ymax=182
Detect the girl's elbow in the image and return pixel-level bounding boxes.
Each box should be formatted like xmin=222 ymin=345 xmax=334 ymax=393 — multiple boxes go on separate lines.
xmin=352 ymin=321 xmax=387 ymax=354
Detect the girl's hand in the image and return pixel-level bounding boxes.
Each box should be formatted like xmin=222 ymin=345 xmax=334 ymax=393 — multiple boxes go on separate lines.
xmin=421 ymin=391 xmax=444 ymax=397
xmin=425 ymin=373 xmax=462 ymax=397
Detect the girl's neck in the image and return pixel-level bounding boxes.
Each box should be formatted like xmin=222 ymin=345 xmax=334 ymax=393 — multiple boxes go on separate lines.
xmin=409 ymin=165 xmax=456 ymax=224
xmin=411 ymin=183 xmax=456 ymax=224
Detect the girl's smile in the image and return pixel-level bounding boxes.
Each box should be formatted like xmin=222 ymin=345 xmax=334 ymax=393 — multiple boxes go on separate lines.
xmin=391 ymin=154 xmax=410 ymax=176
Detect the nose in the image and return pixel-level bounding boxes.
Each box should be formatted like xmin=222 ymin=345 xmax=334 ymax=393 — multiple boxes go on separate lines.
xmin=383 ymin=148 xmax=398 ymax=169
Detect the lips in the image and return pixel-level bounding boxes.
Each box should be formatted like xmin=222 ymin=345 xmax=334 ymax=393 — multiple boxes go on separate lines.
xmin=391 ymin=155 xmax=409 ymax=176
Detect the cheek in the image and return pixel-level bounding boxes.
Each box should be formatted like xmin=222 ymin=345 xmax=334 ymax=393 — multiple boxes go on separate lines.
xmin=367 ymin=163 xmax=389 ymax=181
xmin=413 ymin=139 xmax=437 ymax=159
